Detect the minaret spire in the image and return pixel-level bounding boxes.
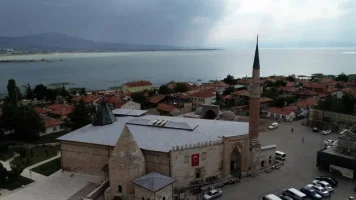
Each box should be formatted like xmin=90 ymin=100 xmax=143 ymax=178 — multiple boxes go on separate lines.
xmin=253 ymin=35 xmax=260 ymax=69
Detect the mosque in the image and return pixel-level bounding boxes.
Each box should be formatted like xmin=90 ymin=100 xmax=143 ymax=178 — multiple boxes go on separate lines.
xmin=58 ymin=37 xmax=277 ymax=200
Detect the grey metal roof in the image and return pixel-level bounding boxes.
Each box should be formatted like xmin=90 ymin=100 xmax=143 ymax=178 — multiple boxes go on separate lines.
xmin=58 ymin=115 xmax=249 ymax=152
xmin=92 ymin=100 xmax=117 ymax=126
xmin=112 ymin=109 xmax=147 ymax=117
xmin=132 ymin=172 xmax=175 ymax=192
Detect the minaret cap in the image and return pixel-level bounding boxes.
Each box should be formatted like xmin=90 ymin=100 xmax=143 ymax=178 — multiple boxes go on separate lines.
xmin=253 ymin=35 xmax=260 ymax=69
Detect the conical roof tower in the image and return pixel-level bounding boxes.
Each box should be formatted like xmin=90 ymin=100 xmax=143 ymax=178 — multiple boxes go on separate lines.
xmin=92 ymin=97 xmax=117 ymax=126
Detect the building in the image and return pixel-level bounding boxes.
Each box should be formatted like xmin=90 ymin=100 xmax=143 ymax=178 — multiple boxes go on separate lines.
xmin=122 ymin=81 xmax=152 ymax=93
xmin=40 ymin=117 xmax=65 ymax=137
xmin=156 ymin=103 xmax=180 ymax=116
xmin=57 ymin=36 xmax=277 ymax=200
xmin=49 ymin=105 xmax=73 ymax=119
xmin=290 ymin=98 xmax=318 ymax=117
xmin=95 ymin=96 xmax=141 ymax=110
xmin=302 ymin=83 xmax=327 ymax=93
xmin=189 ymin=89 xmax=216 ymax=109
xmin=264 ymin=107 xmax=296 ymax=121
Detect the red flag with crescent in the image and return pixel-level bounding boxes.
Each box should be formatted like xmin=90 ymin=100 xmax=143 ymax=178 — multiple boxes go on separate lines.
xmin=191 ymin=153 xmax=200 ymax=166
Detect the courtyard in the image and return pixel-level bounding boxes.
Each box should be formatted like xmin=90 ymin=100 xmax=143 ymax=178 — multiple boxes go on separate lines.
xmin=220 ymin=120 xmax=355 ymax=199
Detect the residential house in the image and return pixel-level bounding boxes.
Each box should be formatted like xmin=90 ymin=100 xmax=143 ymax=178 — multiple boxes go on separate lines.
xmin=40 ymin=117 xmax=65 ymax=137
xmin=280 ymin=86 xmax=296 ymax=95
xmin=290 ymin=98 xmax=318 ymax=117
xmin=294 ymin=89 xmax=319 ymax=99
xmin=166 ymin=93 xmax=192 ymax=113
xmin=121 ymin=80 xmax=152 ymax=93
xmin=148 ymin=94 xmax=167 ymax=107
xmin=346 ymin=81 xmax=356 ymax=90
xmin=49 ymin=105 xmax=73 ymax=119
xmin=189 ymin=89 xmax=216 ymax=109
xmin=264 ymin=106 xmax=296 ymax=121
xmin=260 ymin=97 xmax=273 ymax=109
xmin=34 ymin=107 xmax=50 ymax=116
xmin=232 ymin=90 xmax=249 ymax=105
xmin=302 ymin=83 xmax=327 ymax=93
xmin=72 ymin=94 xmax=101 ymax=106
xmin=203 ymin=81 xmax=229 ymax=94
xmin=156 ymin=103 xmax=180 ymax=116
xmin=116 ymin=100 xmax=141 ymax=110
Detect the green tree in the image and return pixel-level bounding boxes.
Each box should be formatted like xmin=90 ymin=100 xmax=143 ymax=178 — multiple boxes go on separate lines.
xmin=46 ymin=88 xmax=58 ymax=102
xmin=223 ymin=86 xmax=236 ymax=95
xmin=158 ymin=84 xmax=172 ymax=94
xmin=335 ymin=73 xmax=349 ymax=82
xmin=0 ymin=162 xmax=8 ymax=184
xmin=34 ymin=84 xmax=48 ymax=100
xmin=131 ymin=92 xmax=148 ymax=108
xmin=67 ymin=99 xmax=93 ymax=131
xmin=274 ymin=80 xmax=287 ymax=87
xmin=16 ymin=106 xmax=45 ymax=141
xmin=24 ymin=83 xmax=34 ymax=100
xmin=341 ymin=93 xmax=356 ymax=114
xmin=79 ymin=88 xmax=87 ymax=96
xmin=263 ymin=87 xmax=280 ymax=99
xmin=274 ymin=96 xmax=287 ymax=107
xmin=336 ymin=82 xmax=344 ymax=89
xmin=264 ymin=80 xmax=274 ymax=87
xmin=286 ymin=75 xmax=296 ymax=82
xmin=6 ymin=79 xmax=22 ymax=105
xmin=173 ymin=82 xmax=189 ymax=93
xmin=223 ymin=74 xmax=236 ymax=85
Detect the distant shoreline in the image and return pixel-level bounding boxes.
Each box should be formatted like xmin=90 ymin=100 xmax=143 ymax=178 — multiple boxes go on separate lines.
xmin=0 ymin=59 xmax=63 ymax=63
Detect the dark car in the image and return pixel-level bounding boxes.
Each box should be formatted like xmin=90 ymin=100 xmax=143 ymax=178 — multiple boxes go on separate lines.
xmin=316 ymin=176 xmax=338 ymax=186
xmin=279 ymin=195 xmax=293 ymax=200
xmin=313 ymin=127 xmax=320 ymax=132
xmin=300 ymin=187 xmax=322 ymax=200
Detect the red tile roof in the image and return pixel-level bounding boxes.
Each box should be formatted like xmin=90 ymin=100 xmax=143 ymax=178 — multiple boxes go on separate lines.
xmin=286 ymin=82 xmax=296 ymax=87
xmin=260 ymin=97 xmax=273 ymax=103
xmin=43 ymin=117 xmax=64 ymax=128
xmin=95 ymin=96 xmax=122 ymax=105
xmin=294 ymin=90 xmax=319 ymax=96
xmin=149 ymin=94 xmax=166 ymax=104
xmin=47 ymin=104 xmax=63 ymax=110
xmin=114 ymin=102 xmax=127 ymax=109
xmin=267 ymin=107 xmax=296 ymax=115
xmin=214 ymin=81 xmax=229 ymax=87
xmin=303 ymin=83 xmax=326 ymax=89
xmin=291 ymin=98 xmax=318 ymax=108
xmin=326 ymin=88 xmax=339 ymax=93
xmin=224 ymin=94 xmax=233 ymax=100
xmin=72 ymin=95 xmax=100 ymax=103
xmin=190 ymin=89 xmax=215 ymax=98
xmin=319 ymin=93 xmax=328 ymax=98
xmin=124 ymin=80 xmax=152 ymax=88
xmin=157 ymin=103 xmax=176 ymax=112
xmin=342 ymin=88 xmax=356 ymax=95
xmin=346 ymin=81 xmax=356 ymax=86
xmin=34 ymin=107 xmax=50 ymax=114
xmin=233 ymin=90 xmax=249 ymax=96
xmin=50 ymin=106 xmax=73 ymax=116
xmin=280 ymin=87 xmax=295 ymax=92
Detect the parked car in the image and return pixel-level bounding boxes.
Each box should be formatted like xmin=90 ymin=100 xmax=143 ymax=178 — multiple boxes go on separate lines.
xmin=322 ymin=129 xmax=332 ymax=135
xmin=203 ymin=189 xmax=222 ymax=200
xmin=279 ymin=196 xmax=293 ymax=200
xmin=313 ymin=127 xmax=320 ymax=132
xmin=269 ymin=122 xmax=279 ymax=130
xmin=340 ymin=129 xmax=348 ymax=135
xmin=324 ymin=140 xmax=335 ymax=146
xmin=300 ymin=187 xmax=322 ymax=200
xmin=316 ymin=176 xmax=338 ymax=186
xmin=306 ymin=184 xmax=330 ymax=198
xmin=312 ymin=180 xmax=334 ymax=192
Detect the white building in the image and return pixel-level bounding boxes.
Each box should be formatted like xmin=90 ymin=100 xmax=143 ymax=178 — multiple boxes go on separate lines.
xmin=265 ymin=107 xmax=296 ymax=121
xmin=189 ymin=89 xmax=216 ymax=108
xmin=40 ymin=117 xmax=65 ymax=137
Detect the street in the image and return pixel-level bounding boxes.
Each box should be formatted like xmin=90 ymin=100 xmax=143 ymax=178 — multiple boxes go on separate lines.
xmin=220 ymin=120 xmax=355 ymax=199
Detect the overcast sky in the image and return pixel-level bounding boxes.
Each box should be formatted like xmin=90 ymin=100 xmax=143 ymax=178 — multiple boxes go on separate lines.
xmin=1 ymin=0 xmax=356 ymax=47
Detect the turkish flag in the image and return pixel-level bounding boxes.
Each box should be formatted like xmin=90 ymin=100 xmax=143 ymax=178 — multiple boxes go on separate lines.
xmin=191 ymin=154 xmax=200 ymax=166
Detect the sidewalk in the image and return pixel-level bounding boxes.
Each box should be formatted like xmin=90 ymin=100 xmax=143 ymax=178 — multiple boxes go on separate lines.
xmin=0 ymin=155 xmax=16 ymax=171
xmin=21 ymin=153 xmax=61 ymax=181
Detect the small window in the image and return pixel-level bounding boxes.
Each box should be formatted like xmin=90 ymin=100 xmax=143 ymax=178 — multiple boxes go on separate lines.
xmin=142 ymin=198 xmax=144 ymax=200
xmin=53 ymin=127 xmax=57 ymax=131
xmin=118 ymin=185 xmax=122 ymax=193
xmin=184 ymin=155 xmax=189 ymax=163
xmin=202 ymin=152 xmax=206 ymax=160
xmin=195 ymin=168 xmax=201 ymax=179
xmin=162 ymin=197 xmax=165 ymax=200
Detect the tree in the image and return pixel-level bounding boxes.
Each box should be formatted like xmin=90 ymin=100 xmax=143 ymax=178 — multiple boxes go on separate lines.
xmin=24 ymin=83 xmax=34 ymax=100
xmin=6 ymin=79 xmax=21 ymax=105
xmin=173 ymin=82 xmax=189 ymax=93
xmin=79 ymin=88 xmax=87 ymax=96
xmin=274 ymin=80 xmax=287 ymax=87
xmin=0 ymin=162 xmax=8 ymax=184
xmin=263 ymin=87 xmax=280 ymax=99
xmin=264 ymin=80 xmax=274 ymax=87
xmin=46 ymin=88 xmax=58 ymax=102
xmin=67 ymin=100 xmax=93 ymax=131
xmin=223 ymin=86 xmax=236 ymax=95
xmin=286 ymin=75 xmax=296 ymax=82
xmin=158 ymin=84 xmax=172 ymax=94
xmin=15 ymin=106 xmax=45 ymax=141
xmin=223 ymin=74 xmax=236 ymax=85
xmin=335 ymin=73 xmax=349 ymax=82
xmin=131 ymin=92 xmax=148 ymax=108
xmin=33 ymin=84 xmax=48 ymax=100
xmin=336 ymin=82 xmax=344 ymax=89
xmin=274 ymin=96 xmax=287 ymax=107
xmin=60 ymin=85 xmax=69 ymax=98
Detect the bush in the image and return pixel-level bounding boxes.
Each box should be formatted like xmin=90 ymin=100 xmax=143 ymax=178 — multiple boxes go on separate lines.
xmin=18 ymin=147 xmax=27 ymax=157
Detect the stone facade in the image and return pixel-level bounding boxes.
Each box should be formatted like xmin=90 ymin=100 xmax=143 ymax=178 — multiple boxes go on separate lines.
xmin=61 ymin=141 xmax=113 ymax=176
xmin=134 ymin=185 xmax=173 ymax=200
xmin=257 ymin=145 xmax=277 ymax=171
xmin=170 ymin=144 xmax=224 ymax=188
xmin=142 ymin=150 xmax=170 ymax=176
xmin=222 ymin=135 xmax=250 ymax=176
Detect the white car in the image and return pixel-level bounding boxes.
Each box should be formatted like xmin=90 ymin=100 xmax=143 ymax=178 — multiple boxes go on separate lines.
xmin=322 ymin=129 xmax=331 ymax=135
xmin=340 ymin=129 xmax=348 ymax=135
xmin=268 ymin=122 xmax=279 ymax=130
xmin=306 ymin=184 xmax=330 ymax=198
xmin=312 ymin=180 xmax=334 ymax=192
xmin=324 ymin=140 xmax=335 ymax=146
xmin=203 ymin=189 xmax=222 ymax=200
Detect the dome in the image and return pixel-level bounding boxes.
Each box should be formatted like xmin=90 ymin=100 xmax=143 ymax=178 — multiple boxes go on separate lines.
xmin=220 ymin=111 xmax=236 ymax=121
xmin=194 ymin=107 xmax=203 ymax=115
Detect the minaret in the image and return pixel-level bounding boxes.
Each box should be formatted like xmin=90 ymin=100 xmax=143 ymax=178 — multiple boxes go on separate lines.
xmin=248 ymin=35 xmax=261 ymax=148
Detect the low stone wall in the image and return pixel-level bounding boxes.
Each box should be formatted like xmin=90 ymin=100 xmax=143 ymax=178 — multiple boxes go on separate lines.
xmin=84 ymin=180 xmax=109 ymax=200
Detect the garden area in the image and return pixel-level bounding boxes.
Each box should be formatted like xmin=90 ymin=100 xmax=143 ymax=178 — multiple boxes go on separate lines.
xmin=0 ymin=174 xmax=33 ymax=190
xmin=31 ymin=157 xmax=61 ymax=176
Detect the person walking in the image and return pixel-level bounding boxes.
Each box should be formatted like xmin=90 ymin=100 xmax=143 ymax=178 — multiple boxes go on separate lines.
xmin=291 ymin=128 xmax=294 ymax=133
xmin=302 ymin=137 xmax=305 ymax=143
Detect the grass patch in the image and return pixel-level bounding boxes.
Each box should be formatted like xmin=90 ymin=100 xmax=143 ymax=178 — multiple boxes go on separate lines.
xmin=35 ymin=132 xmax=67 ymax=144
xmin=0 ymin=149 xmax=16 ymax=161
xmin=10 ymin=145 xmax=60 ymax=169
xmin=31 ymin=157 xmax=61 ymax=176
xmin=0 ymin=176 xmax=33 ymax=190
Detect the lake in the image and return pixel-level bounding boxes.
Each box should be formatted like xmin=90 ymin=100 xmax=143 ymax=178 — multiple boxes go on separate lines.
xmin=0 ymin=49 xmax=355 ymax=94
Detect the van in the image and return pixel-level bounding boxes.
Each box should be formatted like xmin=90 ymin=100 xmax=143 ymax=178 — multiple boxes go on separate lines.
xmin=282 ymin=188 xmax=307 ymax=200
xmin=261 ymin=194 xmax=282 ymax=200
xmin=275 ymin=151 xmax=286 ymax=161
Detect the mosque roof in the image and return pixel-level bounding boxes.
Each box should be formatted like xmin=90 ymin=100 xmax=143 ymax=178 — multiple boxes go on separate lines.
xmin=58 ymin=113 xmax=249 ymax=152
xmin=132 ymin=172 xmax=175 ymax=192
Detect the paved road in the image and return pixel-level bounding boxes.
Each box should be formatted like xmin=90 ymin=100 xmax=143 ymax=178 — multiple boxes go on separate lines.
xmin=220 ymin=121 xmax=355 ymax=200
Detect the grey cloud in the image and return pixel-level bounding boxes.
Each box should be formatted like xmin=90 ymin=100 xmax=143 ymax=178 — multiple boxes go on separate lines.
xmin=0 ymin=0 xmax=227 ymax=46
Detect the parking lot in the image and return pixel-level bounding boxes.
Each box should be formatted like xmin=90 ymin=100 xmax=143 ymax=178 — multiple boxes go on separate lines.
xmin=220 ymin=120 xmax=355 ymax=199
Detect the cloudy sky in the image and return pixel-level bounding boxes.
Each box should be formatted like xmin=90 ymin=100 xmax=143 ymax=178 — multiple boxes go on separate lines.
xmin=1 ymin=0 xmax=355 ymax=47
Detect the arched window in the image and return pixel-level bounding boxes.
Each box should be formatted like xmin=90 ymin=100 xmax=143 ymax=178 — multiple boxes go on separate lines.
xmin=163 ymin=197 xmax=166 ymax=200
xmin=142 ymin=198 xmax=144 ymax=200
xmin=118 ymin=185 xmax=122 ymax=193
xmin=269 ymin=156 xmax=272 ymax=164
